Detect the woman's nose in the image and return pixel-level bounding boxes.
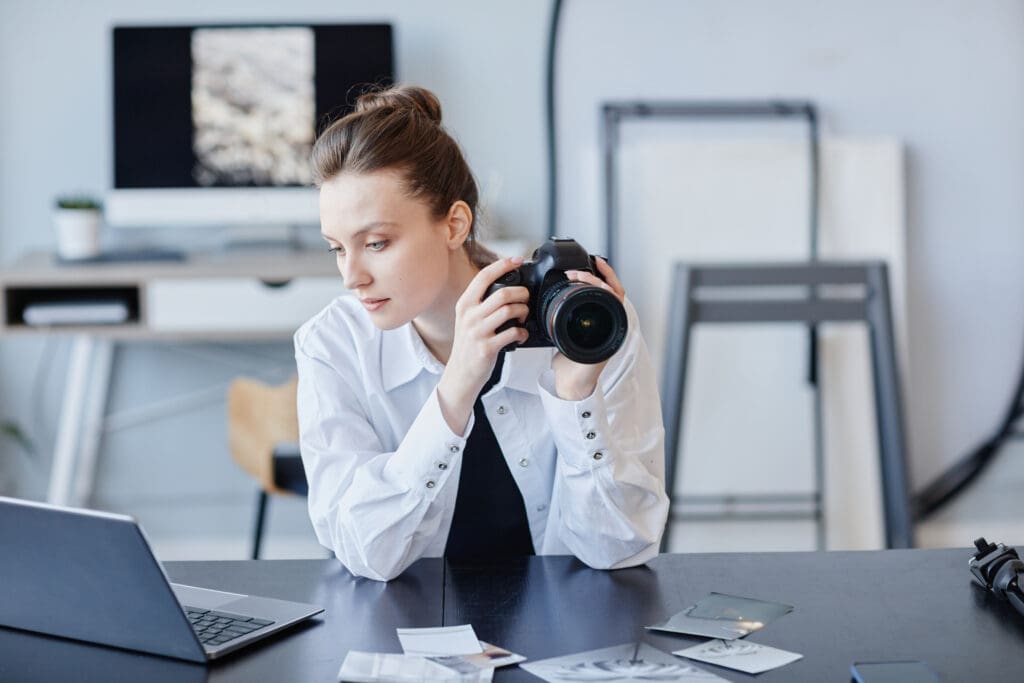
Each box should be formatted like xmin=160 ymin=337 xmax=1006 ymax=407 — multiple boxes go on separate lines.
xmin=341 ymin=256 xmax=371 ymax=290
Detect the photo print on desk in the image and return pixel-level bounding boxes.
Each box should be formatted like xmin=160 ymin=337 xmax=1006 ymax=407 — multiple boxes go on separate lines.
xmin=520 ymin=642 xmax=727 ymax=682
xmin=337 ymin=651 xmax=493 ymax=683
xmin=430 ymin=642 xmax=525 ymax=671
xmin=647 ymin=592 xmax=793 ymax=640
xmin=397 ymin=625 xmax=483 ymax=656
xmin=674 ymin=638 xmax=803 ymax=675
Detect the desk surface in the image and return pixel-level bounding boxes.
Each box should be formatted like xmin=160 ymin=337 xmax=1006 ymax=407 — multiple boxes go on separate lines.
xmin=1 ymin=549 xmax=1022 ymax=682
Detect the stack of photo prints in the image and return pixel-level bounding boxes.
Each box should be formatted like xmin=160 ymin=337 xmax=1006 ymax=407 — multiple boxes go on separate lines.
xmin=339 ymin=593 xmax=802 ymax=682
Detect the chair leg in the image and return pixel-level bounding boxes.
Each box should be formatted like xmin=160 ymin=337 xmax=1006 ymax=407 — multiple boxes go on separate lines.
xmin=252 ymin=490 xmax=268 ymax=560
xmin=866 ymin=264 xmax=914 ymax=548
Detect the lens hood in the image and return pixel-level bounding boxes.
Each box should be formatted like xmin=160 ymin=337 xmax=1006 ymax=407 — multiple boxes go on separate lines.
xmin=543 ymin=283 xmax=627 ymax=364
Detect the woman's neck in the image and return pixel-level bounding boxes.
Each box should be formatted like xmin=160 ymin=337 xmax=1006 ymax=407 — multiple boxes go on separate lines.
xmin=413 ymin=250 xmax=480 ymax=365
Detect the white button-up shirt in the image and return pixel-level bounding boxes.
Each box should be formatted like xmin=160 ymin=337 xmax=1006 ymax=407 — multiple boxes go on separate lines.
xmin=294 ymin=295 xmax=669 ymax=581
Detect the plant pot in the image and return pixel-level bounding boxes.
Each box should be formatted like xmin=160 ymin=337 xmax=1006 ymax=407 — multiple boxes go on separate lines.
xmin=54 ymin=208 xmax=102 ymax=260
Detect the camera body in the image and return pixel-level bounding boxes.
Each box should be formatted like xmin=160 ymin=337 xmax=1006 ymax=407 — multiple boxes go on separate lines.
xmin=485 ymin=238 xmax=627 ymax=364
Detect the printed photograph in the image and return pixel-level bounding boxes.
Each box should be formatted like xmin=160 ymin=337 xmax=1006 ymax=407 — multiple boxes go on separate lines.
xmin=647 ymin=592 xmax=793 ymax=640
xmin=521 ymin=643 xmax=727 ymax=682
xmin=674 ymin=639 xmax=803 ymax=675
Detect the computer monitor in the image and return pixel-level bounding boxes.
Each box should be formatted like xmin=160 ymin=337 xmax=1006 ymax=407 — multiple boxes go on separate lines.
xmin=106 ymin=23 xmax=393 ymax=229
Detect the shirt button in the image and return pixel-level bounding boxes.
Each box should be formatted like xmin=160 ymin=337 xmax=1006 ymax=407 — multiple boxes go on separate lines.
xmin=438 ymin=462 xmax=448 ymax=470
xmin=593 ymin=451 xmax=604 ymax=461
xmin=585 ymin=431 xmax=597 ymax=440
xmin=496 ymin=405 xmax=508 ymax=415
xmin=449 ymin=445 xmax=460 ymax=453
xmin=519 ymin=458 xmax=529 ymax=467
xmin=536 ymin=504 xmax=547 ymax=512
xmin=426 ymin=480 xmax=436 ymax=489
xmin=581 ymin=410 xmax=592 ymax=419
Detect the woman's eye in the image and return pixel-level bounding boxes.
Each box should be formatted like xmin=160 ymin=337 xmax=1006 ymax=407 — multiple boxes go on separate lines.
xmin=367 ymin=240 xmax=388 ymax=251
xmin=327 ymin=246 xmax=344 ymax=255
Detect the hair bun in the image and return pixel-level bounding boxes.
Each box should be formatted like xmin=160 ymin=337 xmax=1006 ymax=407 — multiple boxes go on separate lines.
xmin=355 ymin=85 xmax=443 ymax=124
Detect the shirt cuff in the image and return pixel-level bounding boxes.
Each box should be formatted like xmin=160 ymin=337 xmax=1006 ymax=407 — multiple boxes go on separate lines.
xmin=537 ymin=369 xmax=613 ymax=471
xmin=388 ymin=387 xmax=474 ymax=497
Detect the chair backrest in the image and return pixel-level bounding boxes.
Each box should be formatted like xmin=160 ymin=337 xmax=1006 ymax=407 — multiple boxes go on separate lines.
xmin=227 ymin=376 xmax=299 ymax=495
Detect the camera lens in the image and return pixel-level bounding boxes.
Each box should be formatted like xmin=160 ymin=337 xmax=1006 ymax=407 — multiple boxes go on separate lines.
xmin=566 ymin=302 xmax=613 ymax=349
xmin=541 ymin=282 xmax=627 ymax=364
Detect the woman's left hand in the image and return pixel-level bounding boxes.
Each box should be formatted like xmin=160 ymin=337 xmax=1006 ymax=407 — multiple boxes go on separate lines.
xmin=551 ymin=257 xmax=626 ymax=400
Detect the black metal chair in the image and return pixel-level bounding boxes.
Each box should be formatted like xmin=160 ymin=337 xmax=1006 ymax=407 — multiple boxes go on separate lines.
xmin=251 ymin=445 xmax=308 ymax=560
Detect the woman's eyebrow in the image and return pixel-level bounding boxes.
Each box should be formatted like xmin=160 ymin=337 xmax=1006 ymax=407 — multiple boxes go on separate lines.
xmin=321 ymin=221 xmax=397 ymax=242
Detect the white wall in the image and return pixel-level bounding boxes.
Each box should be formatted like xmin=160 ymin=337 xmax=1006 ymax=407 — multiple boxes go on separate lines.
xmin=2 ymin=0 xmax=1023 ymax=550
xmin=556 ymin=0 xmax=1024 ymax=491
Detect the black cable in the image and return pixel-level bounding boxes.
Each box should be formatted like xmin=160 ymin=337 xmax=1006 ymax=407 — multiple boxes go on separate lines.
xmin=915 ymin=440 xmax=1002 ymax=518
xmin=807 ymin=105 xmax=820 ymax=262
xmin=805 ymin=105 xmax=821 ymax=385
xmin=915 ymin=351 xmax=1024 ymax=518
xmin=545 ymin=0 xmax=564 ymax=239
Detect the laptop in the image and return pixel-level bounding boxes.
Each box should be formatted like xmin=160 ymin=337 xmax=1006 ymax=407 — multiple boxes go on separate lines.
xmin=0 ymin=496 xmax=324 ymax=663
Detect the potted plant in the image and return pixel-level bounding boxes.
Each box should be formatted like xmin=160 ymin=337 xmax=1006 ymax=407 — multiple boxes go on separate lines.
xmin=0 ymin=419 xmax=35 ymax=495
xmin=53 ymin=195 xmax=103 ymax=260
xmin=1 ymin=420 xmax=34 ymax=456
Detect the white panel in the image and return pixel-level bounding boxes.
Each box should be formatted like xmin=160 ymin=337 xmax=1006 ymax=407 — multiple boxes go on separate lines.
xmin=617 ymin=133 xmax=906 ymax=551
xmin=817 ymin=138 xmax=907 ymax=550
xmin=680 ymin=326 xmax=816 ymax=497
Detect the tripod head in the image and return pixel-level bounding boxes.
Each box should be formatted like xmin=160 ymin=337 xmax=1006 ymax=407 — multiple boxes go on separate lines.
xmin=970 ymin=537 xmax=1024 ymax=618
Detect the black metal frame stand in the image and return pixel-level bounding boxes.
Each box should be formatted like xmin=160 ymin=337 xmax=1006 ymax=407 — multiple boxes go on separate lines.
xmin=660 ymin=262 xmax=915 ymax=550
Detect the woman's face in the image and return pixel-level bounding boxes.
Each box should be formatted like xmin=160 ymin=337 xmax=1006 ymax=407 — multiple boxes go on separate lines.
xmin=319 ymin=169 xmax=457 ymax=330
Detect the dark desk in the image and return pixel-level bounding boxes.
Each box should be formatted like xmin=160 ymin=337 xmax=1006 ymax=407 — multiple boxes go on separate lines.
xmin=446 ymin=549 xmax=1024 ymax=681
xmin=1 ymin=549 xmax=1022 ymax=682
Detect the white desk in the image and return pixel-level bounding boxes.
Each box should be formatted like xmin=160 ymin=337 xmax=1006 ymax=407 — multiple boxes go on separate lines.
xmin=0 ymin=248 xmax=342 ymax=507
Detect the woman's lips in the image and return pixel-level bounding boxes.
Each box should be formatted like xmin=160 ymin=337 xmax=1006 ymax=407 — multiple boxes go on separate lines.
xmin=360 ymin=298 xmax=389 ymax=312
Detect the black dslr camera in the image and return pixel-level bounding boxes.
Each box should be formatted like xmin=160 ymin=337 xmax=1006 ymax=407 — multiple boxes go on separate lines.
xmin=485 ymin=238 xmax=628 ymax=364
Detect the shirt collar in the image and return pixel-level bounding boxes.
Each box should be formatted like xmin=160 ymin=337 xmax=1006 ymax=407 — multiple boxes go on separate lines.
xmin=380 ymin=322 xmax=553 ymax=395
xmin=381 ymin=323 xmax=443 ymax=392
xmin=501 ymin=346 xmax=554 ymax=395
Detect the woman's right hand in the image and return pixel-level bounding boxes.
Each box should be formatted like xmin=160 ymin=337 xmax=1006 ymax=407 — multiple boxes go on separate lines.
xmin=437 ymin=256 xmax=530 ymax=434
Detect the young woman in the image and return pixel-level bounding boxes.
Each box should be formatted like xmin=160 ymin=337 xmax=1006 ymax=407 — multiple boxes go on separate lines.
xmin=295 ymin=85 xmax=668 ymax=581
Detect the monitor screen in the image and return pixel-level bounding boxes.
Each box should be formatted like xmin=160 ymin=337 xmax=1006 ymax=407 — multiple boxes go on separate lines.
xmin=108 ymin=23 xmax=393 ymax=227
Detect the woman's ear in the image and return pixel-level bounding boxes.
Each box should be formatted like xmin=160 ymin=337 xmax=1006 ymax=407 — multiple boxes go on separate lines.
xmin=444 ymin=200 xmax=473 ymax=250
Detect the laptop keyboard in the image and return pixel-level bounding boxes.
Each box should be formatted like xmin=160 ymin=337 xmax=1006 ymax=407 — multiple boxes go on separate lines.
xmin=184 ymin=606 xmax=275 ymax=647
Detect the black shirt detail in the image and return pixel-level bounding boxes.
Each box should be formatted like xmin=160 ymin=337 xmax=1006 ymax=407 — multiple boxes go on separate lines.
xmin=444 ymin=353 xmax=536 ymax=561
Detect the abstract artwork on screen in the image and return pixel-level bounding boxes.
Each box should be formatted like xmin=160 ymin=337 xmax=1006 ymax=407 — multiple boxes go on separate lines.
xmin=191 ymin=27 xmax=315 ymax=187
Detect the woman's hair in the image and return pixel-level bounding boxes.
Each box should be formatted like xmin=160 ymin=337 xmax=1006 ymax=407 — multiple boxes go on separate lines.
xmin=311 ymin=84 xmax=499 ymax=268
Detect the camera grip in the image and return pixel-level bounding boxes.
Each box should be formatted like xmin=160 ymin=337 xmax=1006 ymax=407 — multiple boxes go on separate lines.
xmin=485 ymin=272 xmax=528 ymax=353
